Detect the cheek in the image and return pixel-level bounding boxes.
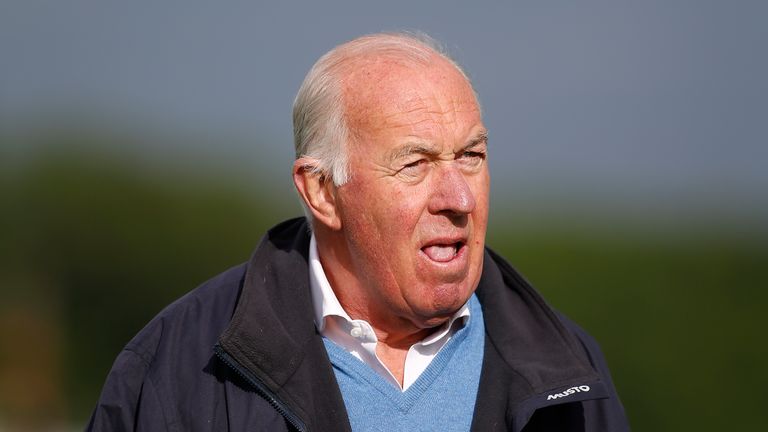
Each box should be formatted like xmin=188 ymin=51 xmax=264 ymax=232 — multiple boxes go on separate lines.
xmin=341 ymin=183 xmax=413 ymax=249
xmin=472 ymin=173 xmax=491 ymax=216
xmin=360 ymin=181 xmax=424 ymax=224
xmin=470 ymin=175 xmax=490 ymax=249
xmin=341 ymin=173 xmax=432 ymax=250
xmin=390 ymin=188 xmax=422 ymax=224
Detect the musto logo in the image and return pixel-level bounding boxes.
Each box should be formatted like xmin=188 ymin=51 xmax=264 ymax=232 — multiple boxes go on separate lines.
xmin=546 ymin=385 xmax=591 ymax=401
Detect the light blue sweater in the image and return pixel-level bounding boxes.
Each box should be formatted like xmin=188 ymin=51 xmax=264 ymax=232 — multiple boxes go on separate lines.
xmin=323 ymin=295 xmax=485 ymax=432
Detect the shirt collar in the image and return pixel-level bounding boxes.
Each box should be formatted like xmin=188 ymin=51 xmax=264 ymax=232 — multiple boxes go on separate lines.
xmin=309 ymin=234 xmax=470 ymax=343
xmin=309 ymin=234 xmax=353 ymax=332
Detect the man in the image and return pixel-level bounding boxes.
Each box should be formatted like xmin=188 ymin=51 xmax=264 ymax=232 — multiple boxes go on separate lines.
xmin=89 ymin=33 xmax=628 ymax=431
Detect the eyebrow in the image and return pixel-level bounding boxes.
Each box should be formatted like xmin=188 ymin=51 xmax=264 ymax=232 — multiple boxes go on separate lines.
xmin=386 ymin=143 xmax=440 ymax=163
xmin=464 ymin=132 xmax=489 ymax=150
xmin=387 ymin=131 xmax=489 ymax=164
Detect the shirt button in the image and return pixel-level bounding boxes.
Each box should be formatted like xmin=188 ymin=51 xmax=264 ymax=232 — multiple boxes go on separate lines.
xmin=350 ymin=327 xmax=363 ymax=338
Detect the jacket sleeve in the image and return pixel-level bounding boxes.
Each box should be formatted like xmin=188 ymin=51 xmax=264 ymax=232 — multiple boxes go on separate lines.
xmin=86 ymin=348 xmax=170 ymax=432
xmin=561 ymin=314 xmax=631 ymax=431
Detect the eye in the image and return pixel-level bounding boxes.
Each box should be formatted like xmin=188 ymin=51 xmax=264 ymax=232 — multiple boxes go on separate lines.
xmin=398 ymin=158 xmax=429 ymax=177
xmin=458 ymin=150 xmax=486 ymax=167
xmin=461 ymin=150 xmax=485 ymax=159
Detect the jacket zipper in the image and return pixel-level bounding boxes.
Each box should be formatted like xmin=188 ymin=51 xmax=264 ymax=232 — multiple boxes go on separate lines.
xmin=213 ymin=345 xmax=307 ymax=432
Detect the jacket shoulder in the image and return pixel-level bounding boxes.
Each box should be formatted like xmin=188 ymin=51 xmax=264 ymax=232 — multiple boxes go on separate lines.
xmin=552 ymin=306 xmax=630 ymax=431
xmin=125 ymin=262 xmax=247 ymax=362
xmin=482 ymin=247 xmax=629 ymax=430
xmin=88 ymin=263 xmax=248 ymax=430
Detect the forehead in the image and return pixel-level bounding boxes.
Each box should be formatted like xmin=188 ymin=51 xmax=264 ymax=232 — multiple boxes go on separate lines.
xmin=342 ymin=55 xmax=482 ymax=139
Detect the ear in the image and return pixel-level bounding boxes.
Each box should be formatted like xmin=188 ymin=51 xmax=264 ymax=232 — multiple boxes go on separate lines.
xmin=293 ymin=158 xmax=342 ymax=230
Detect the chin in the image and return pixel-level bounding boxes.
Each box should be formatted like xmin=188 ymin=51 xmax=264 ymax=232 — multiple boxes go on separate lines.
xmin=415 ymin=281 xmax=474 ymax=322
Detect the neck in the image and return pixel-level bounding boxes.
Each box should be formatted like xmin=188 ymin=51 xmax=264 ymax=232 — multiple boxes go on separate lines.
xmin=313 ymin=226 xmax=448 ymax=384
xmin=314 ymin=226 xmax=446 ymax=338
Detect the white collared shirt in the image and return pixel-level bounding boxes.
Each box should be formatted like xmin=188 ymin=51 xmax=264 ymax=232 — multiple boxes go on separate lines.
xmin=309 ymin=235 xmax=470 ymax=391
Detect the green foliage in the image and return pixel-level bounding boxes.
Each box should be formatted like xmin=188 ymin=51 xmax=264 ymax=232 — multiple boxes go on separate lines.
xmin=1 ymin=142 xmax=297 ymax=424
xmin=1 ymin=140 xmax=766 ymax=429
xmin=489 ymin=225 xmax=768 ymax=430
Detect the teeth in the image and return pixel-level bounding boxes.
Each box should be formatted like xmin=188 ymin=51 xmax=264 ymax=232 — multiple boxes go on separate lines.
xmin=423 ymin=244 xmax=457 ymax=262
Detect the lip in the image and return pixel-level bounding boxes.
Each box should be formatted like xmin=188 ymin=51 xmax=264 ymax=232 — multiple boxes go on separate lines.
xmin=419 ymin=236 xmax=469 ymax=265
xmin=419 ymin=234 xmax=468 ymax=249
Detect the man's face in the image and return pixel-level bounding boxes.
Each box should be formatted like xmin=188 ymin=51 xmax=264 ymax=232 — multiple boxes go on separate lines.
xmin=334 ymin=56 xmax=490 ymax=329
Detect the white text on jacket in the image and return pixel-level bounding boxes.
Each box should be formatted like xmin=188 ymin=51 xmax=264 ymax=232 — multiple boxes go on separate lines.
xmin=547 ymin=385 xmax=591 ymax=401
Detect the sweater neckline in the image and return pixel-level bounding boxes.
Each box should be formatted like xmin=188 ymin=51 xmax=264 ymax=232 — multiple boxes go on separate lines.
xmin=322 ymin=295 xmax=484 ymax=413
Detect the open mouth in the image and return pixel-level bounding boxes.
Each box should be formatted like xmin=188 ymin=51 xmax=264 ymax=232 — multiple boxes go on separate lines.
xmin=421 ymin=241 xmax=465 ymax=263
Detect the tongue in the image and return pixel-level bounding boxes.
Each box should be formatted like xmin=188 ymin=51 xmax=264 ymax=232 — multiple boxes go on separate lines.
xmin=422 ymin=244 xmax=456 ymax=262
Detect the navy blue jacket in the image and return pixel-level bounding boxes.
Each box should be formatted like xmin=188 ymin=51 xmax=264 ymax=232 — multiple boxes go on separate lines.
xmin=88 ymin=218 xmax=629 ymax=431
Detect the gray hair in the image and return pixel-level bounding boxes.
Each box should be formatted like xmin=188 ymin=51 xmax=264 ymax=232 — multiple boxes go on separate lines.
xmin=292 ymin=32 xmax=474 ymax=186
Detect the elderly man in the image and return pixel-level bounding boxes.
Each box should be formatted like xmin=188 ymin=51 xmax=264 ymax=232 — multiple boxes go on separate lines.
xmin=89 ymin=33 xmax=628 ymax=431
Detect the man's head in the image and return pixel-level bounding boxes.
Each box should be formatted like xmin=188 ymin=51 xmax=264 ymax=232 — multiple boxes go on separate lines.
xmin=292 ymin=32 xmax=490 ymax=333
xmin=293 ymin=33 xmax=477 ymax=187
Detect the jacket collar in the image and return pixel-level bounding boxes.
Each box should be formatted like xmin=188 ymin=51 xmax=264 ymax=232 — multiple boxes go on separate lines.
xmin=479 ymin=247 xmax=601 ymax=393
xmin=218 ymin=218 xmax=606 ymax=430
xmin=474 ymin=248 xmax=609 ymax=430
xmin=217 ymin=218 xmax=351 ymax=431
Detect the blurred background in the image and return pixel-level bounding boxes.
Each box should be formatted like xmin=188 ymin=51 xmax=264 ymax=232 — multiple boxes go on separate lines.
xmin=1 ymin=1 xmax=766 ymax=430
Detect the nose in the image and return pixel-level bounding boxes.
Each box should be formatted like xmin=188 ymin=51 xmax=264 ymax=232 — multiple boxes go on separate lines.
xmin=427 ymin=165 xmax=476 ymax=216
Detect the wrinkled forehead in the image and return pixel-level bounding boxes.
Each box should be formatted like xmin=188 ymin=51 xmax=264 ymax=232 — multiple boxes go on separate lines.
xmin=341 ymin=55 xmax=481 ymax=130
